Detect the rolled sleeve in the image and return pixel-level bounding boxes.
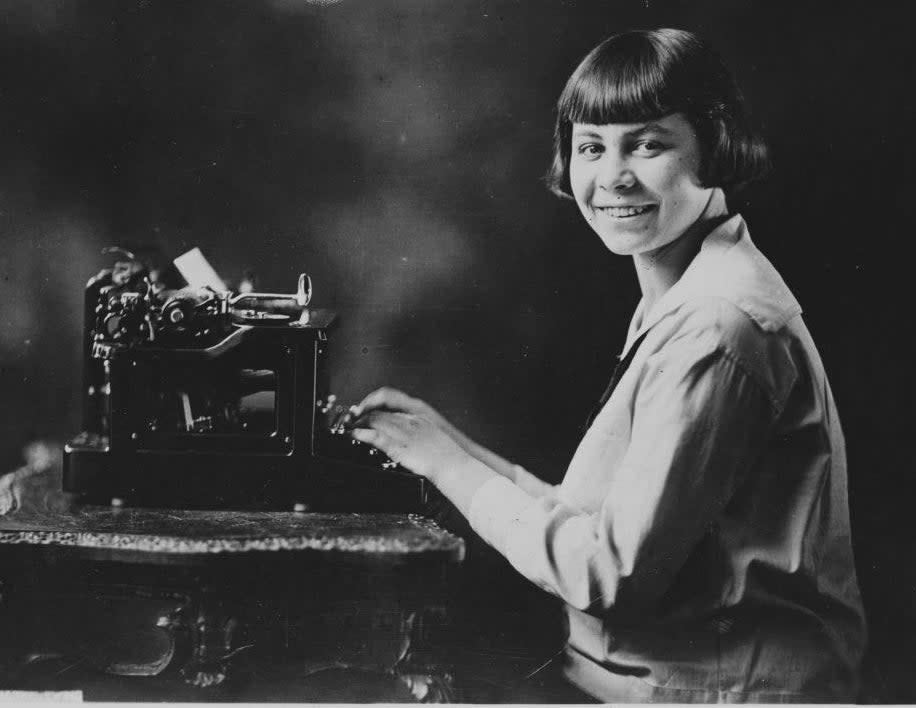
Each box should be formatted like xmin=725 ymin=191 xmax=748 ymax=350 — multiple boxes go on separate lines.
xmin=468 ymin=475 xmax=541 ymax=551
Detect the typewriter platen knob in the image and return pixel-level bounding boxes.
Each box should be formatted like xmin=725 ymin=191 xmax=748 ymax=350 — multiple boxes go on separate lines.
xmin=296 ymin=273 xmax=312 ymax=307
xmin=161 ymin=297 xmax=198 ymax=326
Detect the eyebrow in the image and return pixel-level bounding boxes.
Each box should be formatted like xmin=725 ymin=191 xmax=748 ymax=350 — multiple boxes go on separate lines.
xmin=571 ymin=122 xmax=675 ymax=140
xmin=628 ymin=122 xmax=674 ymax=137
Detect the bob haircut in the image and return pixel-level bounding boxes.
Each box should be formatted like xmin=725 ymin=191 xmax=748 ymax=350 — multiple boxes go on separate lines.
xmin=546 ymin=28 xmax=770 ymax=198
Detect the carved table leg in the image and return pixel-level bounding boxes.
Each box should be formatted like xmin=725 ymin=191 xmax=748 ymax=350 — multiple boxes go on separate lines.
xmin=178 ymin=591 xmax=249 ymax=688
xmin=392 ymin=606 xmax=459 ymax=702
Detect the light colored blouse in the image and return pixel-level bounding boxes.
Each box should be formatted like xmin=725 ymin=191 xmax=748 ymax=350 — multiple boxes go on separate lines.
xmin=468 ymin=198 xmax=866 ymax=702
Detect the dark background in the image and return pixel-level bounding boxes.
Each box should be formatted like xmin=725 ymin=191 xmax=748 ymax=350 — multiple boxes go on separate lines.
xmin=1 ymin=0 xmax=914 ymax=698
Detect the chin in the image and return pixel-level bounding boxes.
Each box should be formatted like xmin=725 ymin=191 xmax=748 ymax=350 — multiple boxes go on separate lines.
xmin=595 ymin=230 xmax=653 ymax=257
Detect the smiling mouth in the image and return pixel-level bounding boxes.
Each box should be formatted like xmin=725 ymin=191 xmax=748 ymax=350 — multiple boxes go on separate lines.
xmin=595 ymin=205 xmax=655 ymax=218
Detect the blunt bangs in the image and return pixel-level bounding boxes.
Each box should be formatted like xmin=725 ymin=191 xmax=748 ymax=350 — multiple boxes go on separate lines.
xmin=546 ymin=29 xmax=770 ymax=199
xmin=559 ymin=33 xmax=677 ymax=127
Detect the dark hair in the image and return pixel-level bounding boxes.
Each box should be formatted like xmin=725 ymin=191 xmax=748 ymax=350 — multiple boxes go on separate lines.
xmin=545 ymin=28 xmax=769 ymax=198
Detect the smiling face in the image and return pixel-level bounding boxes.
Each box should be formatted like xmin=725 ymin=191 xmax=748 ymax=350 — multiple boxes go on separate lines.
xmin=569 ymin=113 xmax=713 ymax=256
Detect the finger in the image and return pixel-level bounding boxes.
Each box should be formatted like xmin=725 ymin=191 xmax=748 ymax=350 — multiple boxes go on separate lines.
xmin=353 ymin=387 xmax=408 ymax=416
xmin=357 ymin=411 xmax=416 ymax=444
xmin=350 ymin=427 xmax=404 ymax=461
xmin=328 ymin=406 xmax=351 ymax=432
xmin=353 ymin=387 xmax=415 ymax=417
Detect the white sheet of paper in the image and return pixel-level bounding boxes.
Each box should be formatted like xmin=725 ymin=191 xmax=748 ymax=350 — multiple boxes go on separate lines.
xmin=173 ymin=247 xmax=226 ymax=291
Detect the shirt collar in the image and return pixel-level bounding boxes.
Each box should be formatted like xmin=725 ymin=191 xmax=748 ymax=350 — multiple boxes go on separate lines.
xmin=621 ymin=189 xmax=802 ymax=357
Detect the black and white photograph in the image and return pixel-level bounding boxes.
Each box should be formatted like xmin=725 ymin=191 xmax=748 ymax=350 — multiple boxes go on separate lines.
xmin=0 ymin=0 xmax=913 ymax=703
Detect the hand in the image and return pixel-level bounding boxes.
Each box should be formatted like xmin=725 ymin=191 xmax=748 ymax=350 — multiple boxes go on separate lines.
xmin=350 ymin=386 xmax=522 ymax=484
xmin=350 ymin=387 xmax=468 ymax=449
xmin=350 ymin=410 xmax=471 ymax=483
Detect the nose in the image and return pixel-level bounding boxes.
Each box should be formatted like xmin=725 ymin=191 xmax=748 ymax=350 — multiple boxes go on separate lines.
xmin=598 ymin=153 xmax=636 ymax=192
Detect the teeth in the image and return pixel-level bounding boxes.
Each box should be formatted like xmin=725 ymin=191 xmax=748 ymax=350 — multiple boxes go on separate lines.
xmin=598 ymin=205 xmax=652 ymax=217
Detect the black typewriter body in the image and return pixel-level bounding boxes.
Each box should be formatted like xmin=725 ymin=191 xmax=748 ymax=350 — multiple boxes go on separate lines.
xmin=63 ymin=255 xmax=428 ymax=511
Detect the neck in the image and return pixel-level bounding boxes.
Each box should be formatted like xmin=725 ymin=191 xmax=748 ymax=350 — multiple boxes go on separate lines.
xmin=633 ymin=190 xmax=729 ymax=311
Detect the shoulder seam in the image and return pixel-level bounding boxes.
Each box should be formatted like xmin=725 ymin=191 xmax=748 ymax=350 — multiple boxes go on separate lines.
xmin=648 ymin=298 xmax=795 ymax=412
xmin=680 ymin=294 xmax=794 ymax=333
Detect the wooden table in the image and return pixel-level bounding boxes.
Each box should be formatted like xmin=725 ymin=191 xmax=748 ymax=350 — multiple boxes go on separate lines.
xmin=0 ymin=506 xmax=464 ymax=702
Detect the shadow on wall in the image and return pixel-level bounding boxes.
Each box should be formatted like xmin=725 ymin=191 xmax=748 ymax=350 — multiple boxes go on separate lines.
xmin=0 ymin=0 xmax=640 ymax=475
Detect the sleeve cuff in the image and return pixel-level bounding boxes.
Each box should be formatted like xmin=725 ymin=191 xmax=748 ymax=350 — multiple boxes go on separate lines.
xmin=468 ymin=474 xmax=542 ymax=552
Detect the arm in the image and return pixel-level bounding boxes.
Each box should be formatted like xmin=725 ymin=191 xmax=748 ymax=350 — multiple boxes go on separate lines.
xmin=452 ymin=436 xmax=556 ymax=499
xmin=350 ymin=329 xmax=777 ymax=614
xmin=466 ymin=334 xmax=778 ymax=614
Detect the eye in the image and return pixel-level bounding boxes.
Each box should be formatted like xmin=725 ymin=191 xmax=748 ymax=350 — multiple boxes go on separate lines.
xmin=632 ymin=140 xmax=666 ymax=157
xmin=575 ymin=142 xmax=604 ymax=159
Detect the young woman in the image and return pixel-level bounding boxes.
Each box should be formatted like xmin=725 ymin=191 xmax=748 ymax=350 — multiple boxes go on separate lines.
xmin=348 ymin=28 xmax=866 ymax=703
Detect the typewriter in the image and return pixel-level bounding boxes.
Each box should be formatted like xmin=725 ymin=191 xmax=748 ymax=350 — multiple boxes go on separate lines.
xmin=63 ymin=248 xmax=429 ymax=511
